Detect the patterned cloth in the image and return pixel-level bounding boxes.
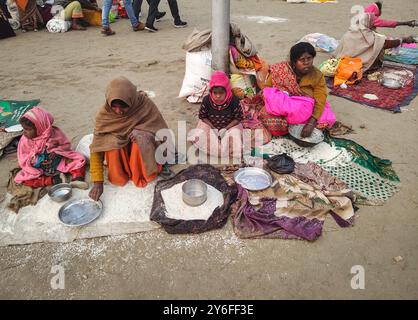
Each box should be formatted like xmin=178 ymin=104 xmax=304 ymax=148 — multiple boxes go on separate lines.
xmin=254 ymin=136 xmax=400 ymax=205
xmin=231 ymin=162 xmax=355 ymax=241
xmin=329 ymin=65 xmax=418 ymax=112
xmin=270 ymin=62 xmax=304 ymax=96
xmin=17 ymin=0 xmax=43 ymax=31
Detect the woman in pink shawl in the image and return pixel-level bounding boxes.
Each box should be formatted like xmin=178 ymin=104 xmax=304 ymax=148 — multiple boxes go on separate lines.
xmin=15 ymin=107 xmax=86 ymax=188
xmin=364 ymin=2 xmax=415 ymax=29
xmin=188 ymin=71 xmax=243 ymax=160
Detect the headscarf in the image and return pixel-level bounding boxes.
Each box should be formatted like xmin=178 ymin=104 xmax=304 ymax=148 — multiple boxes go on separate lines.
xmin=269 ymin=62 xmax=305 ymax=96
xmin=15 ymin=106 xmax=86 ymax=183
xmin=209 ymin=71 xmax=233 ymax=106
xmin=334 ymin=13 xmax=386 ymax=72
xmin=90 ymin=76 xmax=169 ymax=153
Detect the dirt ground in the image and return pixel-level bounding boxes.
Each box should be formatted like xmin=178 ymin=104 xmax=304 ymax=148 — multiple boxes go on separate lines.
xmin=1 ymin=0 xmax=417 ymax=299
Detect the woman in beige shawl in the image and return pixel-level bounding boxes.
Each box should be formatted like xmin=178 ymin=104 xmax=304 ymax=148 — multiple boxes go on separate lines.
xmin=335 ymin=12 xmax=416 ymax=72
xmin=89 ymin=77 xmax=169 ymax=201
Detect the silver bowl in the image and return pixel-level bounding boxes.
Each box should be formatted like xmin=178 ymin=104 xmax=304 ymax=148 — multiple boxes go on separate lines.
xmin=288 ymin=124 xmax=324 ymax=148
xmin=380 ymin=78 xmax=402 ymax=89
xmin=48 ymin=183 xmax=72 ymax=202
xmin=182 ymin=179 xmax=208 ymax=207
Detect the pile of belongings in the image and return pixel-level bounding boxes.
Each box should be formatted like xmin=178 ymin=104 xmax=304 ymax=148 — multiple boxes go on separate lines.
xmin=299 ymin=33 xmax=340 ymax=54
xmin=179 ymin=23 xmax=263 ymax=103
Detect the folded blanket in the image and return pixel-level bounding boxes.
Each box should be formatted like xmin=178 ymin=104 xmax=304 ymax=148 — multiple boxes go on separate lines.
xmin=46 ymin=18 xmax=71 ymax=33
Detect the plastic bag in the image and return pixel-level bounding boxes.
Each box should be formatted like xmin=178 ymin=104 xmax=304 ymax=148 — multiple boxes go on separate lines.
xmin=267 ymin=153 xmax=295 ymax=174
xmin=319 ymin=58 xmax=340 ymax=77
xmin=316 ymin=35 xmax=339 ymax=53
xmin=75 ymin=134 xmax=93 ymax=162
xmin=178 ymin=50 xmax=212 ymax=103
xmin=334 ymin=56 xmax=362 ymax=86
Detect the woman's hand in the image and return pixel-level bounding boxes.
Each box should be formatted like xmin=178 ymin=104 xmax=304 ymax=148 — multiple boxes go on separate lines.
xmin=301 ymin=118 xmax=317 ymax=138
xmin=403 ymin=36 xmax=416 ymax=44
xmin=89 ymin=182 xmax=104 ymax=201
xmin=405 ymin=20 xmax=416 ymax=27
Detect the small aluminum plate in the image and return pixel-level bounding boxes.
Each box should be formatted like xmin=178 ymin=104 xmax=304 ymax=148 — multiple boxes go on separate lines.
xmin=58 ymin=198 xmax=103 ymax=227
xmin=233 ymin=167 xmax=273 ymax=191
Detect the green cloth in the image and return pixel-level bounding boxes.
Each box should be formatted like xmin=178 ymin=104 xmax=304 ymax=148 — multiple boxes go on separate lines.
xmin=0 ymin=100 xmax=40 ymax=129
xmin=324 ymin=136 xmax=400 ymax=183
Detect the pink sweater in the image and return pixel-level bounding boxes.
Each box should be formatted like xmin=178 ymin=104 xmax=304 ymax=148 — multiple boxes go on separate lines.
xmin=365 ymin=3 xmax=397 ymax=28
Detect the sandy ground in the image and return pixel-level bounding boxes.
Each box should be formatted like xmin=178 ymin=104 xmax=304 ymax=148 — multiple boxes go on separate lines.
xmin=1 ymin=0 xmax=418 ymax=299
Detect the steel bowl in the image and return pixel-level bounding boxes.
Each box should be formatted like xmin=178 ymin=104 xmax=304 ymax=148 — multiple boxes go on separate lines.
xmin=380 ymin=78 xmax=402 ymax=89
xmin=288 ymin=124 xmax=324 ymax=148
xmin=48 ymin=183 xmax=72 ymax=202
xmin=182 ymin=179 xmax=208 ymax=207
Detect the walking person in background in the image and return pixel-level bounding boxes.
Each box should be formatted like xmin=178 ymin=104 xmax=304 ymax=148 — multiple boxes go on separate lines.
xmin=138 ymin=0 xmax=186 ymax=32
xmin=101 ymin=0 xmax=145 ymax=36
xmin=132 ymin=0 xmax=165 ymax=21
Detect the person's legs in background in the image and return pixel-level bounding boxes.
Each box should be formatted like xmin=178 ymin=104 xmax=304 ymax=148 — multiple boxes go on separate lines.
xmin=145 ymin=0 xmax=160 ymax=32
xmin=135 ymin=0 xmax=166 ymax=21
xmin=167 ymin=0 xmax=187 ymax=27
xmin=133 ymin=0 xmax=143 ymax=20
xmin=122 ymin=0 xmax=145 ymax=30
xmin=101 ymin=0 xmax=115 ymax=35
xmin=63 ymin=1 xmax=86 ymax=30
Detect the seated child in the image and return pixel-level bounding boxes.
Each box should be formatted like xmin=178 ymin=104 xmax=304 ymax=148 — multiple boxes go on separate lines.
xmin=188 ymin=71 xmax=243 ymax=159
xmin=14 ymin=106 xmax=87 ymax=188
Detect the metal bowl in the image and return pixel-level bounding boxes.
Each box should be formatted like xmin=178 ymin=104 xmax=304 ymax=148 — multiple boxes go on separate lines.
xmin=380 ymin=78 xmax=402 ymax=89
xmin=182 ymin=179 xmax=208 ymax=207
xmin=233 ymin=167 xmax=273 ymax=191
xmin=48 ymin=183 xmax=72 ymax=202
xmin=58 ymin=198 xmax=103 ymax=227
xmin=288 ymin=124 xmax=324 ymax=148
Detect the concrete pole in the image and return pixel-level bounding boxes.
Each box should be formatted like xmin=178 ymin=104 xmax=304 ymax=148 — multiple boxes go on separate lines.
xmin=211 ymin=0 xmax=230 ymax=73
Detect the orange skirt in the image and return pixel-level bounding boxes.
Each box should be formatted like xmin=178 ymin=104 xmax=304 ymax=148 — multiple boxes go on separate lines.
xmin=105 ymin=142 xmax=161 ymax=188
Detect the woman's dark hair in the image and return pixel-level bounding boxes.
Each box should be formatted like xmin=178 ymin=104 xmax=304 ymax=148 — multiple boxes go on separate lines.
xmin=111 ymin=99 xmax=129 ymax=108
xmin=375 ymin=1 xmax=382 ymax=12
xmin=19 ymin=117 xmax=35 ymax=128
xmin=290 ymin=42 xmax=316 ymax=65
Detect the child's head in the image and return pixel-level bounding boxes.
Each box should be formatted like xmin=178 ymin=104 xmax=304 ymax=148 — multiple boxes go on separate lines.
xmin=19 ymin=117 xmax=37 ymax=139
xmin=211 ymin=86 xmax=227 ymax=104
xmin=209 ymin=71 xmax=232 ymax=105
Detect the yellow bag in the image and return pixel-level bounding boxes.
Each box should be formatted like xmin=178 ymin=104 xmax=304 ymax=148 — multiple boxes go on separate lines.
xmin=82 ymin=9 xmax=102 ymax=27
xmin=334 ymin=56 xmax=363 ymax=86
